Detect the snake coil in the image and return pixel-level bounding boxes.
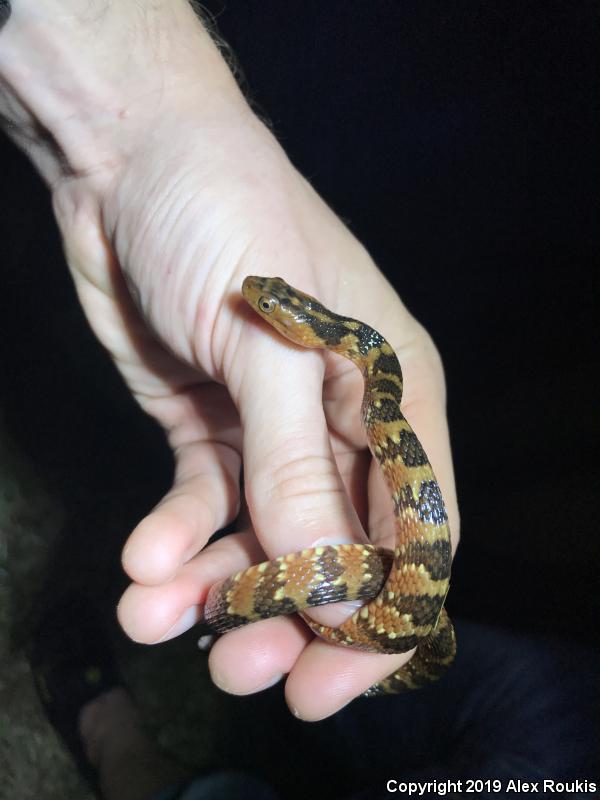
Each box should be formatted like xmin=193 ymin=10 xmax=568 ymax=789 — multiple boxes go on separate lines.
xmin=204 ymin=277 xmax=455 ymax=695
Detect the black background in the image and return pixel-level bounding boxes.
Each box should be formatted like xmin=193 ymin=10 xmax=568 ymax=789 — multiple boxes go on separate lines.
xmin=1 ymin=0 xmax=599 ymax=771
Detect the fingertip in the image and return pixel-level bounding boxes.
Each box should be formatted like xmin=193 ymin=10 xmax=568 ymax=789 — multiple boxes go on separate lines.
xmin=116 ymin=578 xmax=202 ymax=644
xmin=207 ymin=617 xmax=307 ymax=696
xmin=122 ymin=510 xmax=195 ymax=584
xmin=284 ymin=640 xmax=411 ymax=721
xmin=116 ymin=583 xmax=167 ymax=643
xmin=284 ymin=652 xmax=356 ymax=721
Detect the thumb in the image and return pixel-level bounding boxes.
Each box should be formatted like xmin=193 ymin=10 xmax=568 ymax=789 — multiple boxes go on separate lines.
xmin=237 ymin=332 xmax=367 ymax=626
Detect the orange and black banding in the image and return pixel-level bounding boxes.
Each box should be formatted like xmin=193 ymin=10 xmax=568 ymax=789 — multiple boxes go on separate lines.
xmin=203 ymin=544 xmax=392 ymax=632
xmin=203 ymin=276 xmax=455 ymax=694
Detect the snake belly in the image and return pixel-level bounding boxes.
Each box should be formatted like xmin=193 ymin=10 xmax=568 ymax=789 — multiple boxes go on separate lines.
xmin=203 ymin=276 xmax=456 ymax=694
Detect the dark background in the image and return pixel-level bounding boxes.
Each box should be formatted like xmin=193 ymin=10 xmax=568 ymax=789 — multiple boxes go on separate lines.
xmin=1 ymin=0 xmax=598 ymax=793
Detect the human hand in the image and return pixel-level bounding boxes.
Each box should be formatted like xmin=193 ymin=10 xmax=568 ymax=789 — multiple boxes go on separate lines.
xmin=0 ymin=0 xmax=459 ymax=719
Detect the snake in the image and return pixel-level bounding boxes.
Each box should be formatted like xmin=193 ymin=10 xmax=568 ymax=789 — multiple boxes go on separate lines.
xmin=203 ymin=276 xmax=456 ymax=695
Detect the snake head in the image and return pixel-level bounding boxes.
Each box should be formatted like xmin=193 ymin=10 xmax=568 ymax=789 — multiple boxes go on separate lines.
xmin=242 ymin=275 xmax=314 ymax=341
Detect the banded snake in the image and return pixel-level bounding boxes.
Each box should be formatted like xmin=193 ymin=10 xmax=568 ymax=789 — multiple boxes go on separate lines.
xmin=204 ymin=276 xmax=455 ymax=695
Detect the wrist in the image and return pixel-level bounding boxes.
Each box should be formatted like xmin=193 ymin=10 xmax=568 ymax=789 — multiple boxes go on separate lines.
xmin=0 ymin=0 xmax=244 ymax=187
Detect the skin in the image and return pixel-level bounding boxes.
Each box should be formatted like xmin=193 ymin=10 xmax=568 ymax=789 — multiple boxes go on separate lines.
xmin=0 ymin=0 xmax=459 ymax=721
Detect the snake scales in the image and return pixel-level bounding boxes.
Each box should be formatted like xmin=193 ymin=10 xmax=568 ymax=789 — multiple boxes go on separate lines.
xmin=204 ymin=276 xmax=456 ymax=695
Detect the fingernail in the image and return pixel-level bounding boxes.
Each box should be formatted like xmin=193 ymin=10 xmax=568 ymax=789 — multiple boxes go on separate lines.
xmin=197 ymin=634 xmax=215 ymax=651
xmin=252 ymin=672 xmax=284 ymax=692
xmin=310 ymin=536 xmax=362 ymax=548
xmin=212 ymin=670 xmax=284 ymax=694
xmin=155 ymin=605 xmax=200 ymax=643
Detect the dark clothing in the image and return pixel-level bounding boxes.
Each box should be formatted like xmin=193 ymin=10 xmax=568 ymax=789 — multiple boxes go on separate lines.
xmin=156 ymin=620 xmax=600 ymax=799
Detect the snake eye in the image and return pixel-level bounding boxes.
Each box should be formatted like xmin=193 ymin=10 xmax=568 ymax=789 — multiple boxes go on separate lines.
xmin=258 ymin=296 xmax=277 ymax=313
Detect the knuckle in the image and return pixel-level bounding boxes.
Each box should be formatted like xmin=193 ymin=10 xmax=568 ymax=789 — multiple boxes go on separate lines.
xmin=251 ymin=447 xmax=342 ymax=506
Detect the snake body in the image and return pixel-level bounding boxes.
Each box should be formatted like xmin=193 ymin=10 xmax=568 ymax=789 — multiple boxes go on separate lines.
xmin=204 ymin=276 xmax=455 ymax=694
